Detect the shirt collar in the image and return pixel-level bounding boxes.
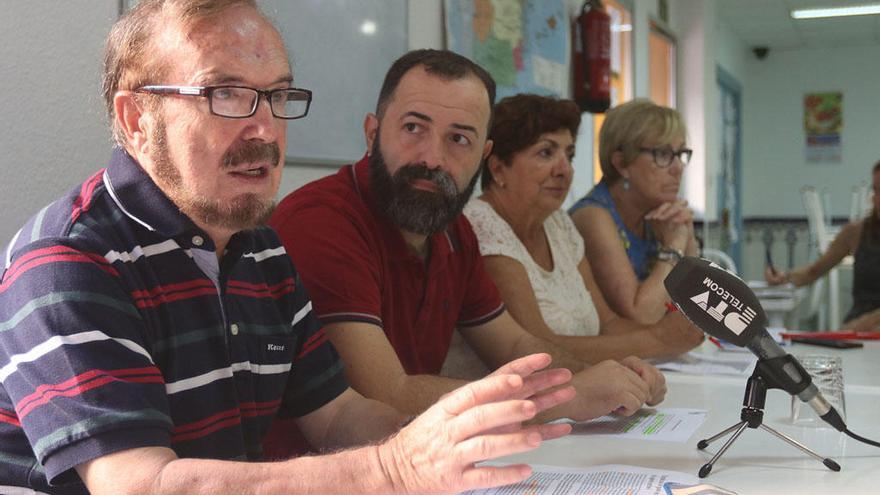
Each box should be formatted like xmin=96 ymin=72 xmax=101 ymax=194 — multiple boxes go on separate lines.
xmin=103 ymin=147 xmax=241 ymax=251
xmin=352 ymin=154 xmax=455 ymax=263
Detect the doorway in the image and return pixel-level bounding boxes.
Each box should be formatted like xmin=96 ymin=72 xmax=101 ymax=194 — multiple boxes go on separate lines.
xmin=716 ymin=66 xmax=742 ymax=267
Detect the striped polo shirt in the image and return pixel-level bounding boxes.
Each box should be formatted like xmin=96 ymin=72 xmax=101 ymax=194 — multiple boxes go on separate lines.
xmin=0 ymin=148 xmax=348 ymax=494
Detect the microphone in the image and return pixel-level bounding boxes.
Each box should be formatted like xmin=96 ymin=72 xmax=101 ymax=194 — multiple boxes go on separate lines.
xmin=664 ymin=256 xmax=846 ymax=431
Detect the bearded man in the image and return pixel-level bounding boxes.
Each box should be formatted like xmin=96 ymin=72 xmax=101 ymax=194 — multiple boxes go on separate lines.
xmin=269 ymin=50 xmax=668 ymax=437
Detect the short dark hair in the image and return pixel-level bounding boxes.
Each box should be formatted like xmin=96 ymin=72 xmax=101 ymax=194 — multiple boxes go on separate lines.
xmin=481 ymin=93 xmax=581 ymax=189
xmin=375 ymin=49 xmax=496 ymax=121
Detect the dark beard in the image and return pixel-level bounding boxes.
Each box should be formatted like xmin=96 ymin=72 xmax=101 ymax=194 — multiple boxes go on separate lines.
xmin=367 ymin=135 xmax=478 ymax=235
xmin=151 ymin=117 xmax=279 ymax=232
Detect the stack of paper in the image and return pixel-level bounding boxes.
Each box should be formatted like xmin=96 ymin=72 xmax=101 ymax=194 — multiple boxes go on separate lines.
xmin=651 ymin=351 xmax=756 ymax=376
xmin=559 ymin=407 xmax=708 ymax=443
xmin=462 ymin=464 xmax=737 ymax=495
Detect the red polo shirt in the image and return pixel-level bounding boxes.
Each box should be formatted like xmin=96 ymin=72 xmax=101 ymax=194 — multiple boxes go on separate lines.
xmin=270 ymin=155 xmax=504 ymax=374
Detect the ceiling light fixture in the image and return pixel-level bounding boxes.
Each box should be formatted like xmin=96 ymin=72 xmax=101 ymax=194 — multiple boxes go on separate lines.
xmin=791 ymin=3 xmax=880 ymax=19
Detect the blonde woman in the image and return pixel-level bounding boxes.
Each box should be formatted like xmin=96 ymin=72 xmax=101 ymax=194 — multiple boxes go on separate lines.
xmin=569 ymin=99 xmax=698 ymax=324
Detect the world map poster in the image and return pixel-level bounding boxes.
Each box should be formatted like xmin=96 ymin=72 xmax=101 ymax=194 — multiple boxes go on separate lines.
xmin=445 ymin=0 xmax=570 ymax=100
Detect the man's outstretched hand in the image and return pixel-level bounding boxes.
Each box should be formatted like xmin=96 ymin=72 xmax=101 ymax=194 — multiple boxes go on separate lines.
xmin=377 ymin=353 xmax=574 ymax=494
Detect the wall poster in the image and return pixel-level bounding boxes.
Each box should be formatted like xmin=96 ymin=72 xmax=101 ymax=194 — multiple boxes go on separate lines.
xmin=444 ymin=0 xmax=570 ymax=100
xmin=804 ymin=92 xmax=842 ymax=163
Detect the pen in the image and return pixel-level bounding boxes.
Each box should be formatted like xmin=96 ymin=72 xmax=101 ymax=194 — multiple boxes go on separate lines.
xmin=765 ymin=247 xmax=778 ymax=276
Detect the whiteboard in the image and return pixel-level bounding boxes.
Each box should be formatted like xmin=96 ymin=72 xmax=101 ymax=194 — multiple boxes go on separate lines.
xmin=260 ymin=0 xmax=409 ymax=166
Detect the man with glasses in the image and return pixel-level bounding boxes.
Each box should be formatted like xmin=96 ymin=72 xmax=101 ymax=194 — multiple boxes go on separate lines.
xmin=569 ymin=98 xmax=698 ymax=324
xmin=0 ymin=1 xmax=576 ymax=494
xmin=269 ymin=49 xmax=668 ymax=447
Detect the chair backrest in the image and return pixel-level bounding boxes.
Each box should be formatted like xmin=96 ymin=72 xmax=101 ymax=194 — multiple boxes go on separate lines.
xmin=862 ymin=185 xmax=873 ymax=218
xmin=799 ymin=186 xmax=838 ymax=329
xmin=802 ymin=275 xmax=826 ymax=325
xmin=701 ymin=248 xmax=738 ymax=275
xmin=801 ymin=186 xmax=831 ymax=251
xmin=820 ymin=188 xmax=834 ymax=227
xmin=850 ymin=183 xmax=871 ymax=222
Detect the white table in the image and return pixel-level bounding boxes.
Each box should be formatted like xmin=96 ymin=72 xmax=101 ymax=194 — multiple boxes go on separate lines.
xmin=506 ymin=341 xmax=880 ymax=494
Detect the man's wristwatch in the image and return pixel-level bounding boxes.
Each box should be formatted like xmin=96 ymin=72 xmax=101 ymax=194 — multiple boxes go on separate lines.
xmin=657 ymin=246 xmax=684 ymax=264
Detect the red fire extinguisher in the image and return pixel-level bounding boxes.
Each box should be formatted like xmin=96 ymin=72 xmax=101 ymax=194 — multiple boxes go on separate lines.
xmin=572 ymin=0 xmax=611 ymax=113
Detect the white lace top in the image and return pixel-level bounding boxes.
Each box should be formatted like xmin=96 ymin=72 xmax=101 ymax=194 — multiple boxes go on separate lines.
xmin=464 ymin=199 xmax=600 ymax=336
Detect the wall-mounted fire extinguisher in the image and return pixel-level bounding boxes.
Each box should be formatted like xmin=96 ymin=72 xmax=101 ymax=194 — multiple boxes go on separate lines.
xmin=572 ymin=0 xmax=611 ymax=113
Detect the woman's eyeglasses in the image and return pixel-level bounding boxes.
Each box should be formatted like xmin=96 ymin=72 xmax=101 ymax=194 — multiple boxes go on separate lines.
xmin=639 ymin=146 xmax=693 ymax=167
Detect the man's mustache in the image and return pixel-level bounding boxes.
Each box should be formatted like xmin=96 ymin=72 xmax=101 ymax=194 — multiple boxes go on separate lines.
xmin=394 ymin=163 xmax=457 ymax=192
xmin=222 ymin=141 xmax=281 ymax=168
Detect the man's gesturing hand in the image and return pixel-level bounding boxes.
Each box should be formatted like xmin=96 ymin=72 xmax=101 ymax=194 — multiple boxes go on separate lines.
xmin=377 ymin=354 xmax=573 ymax=494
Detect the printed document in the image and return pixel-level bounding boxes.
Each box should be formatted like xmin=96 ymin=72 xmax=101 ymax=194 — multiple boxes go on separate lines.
xmin=461 ymin=464 xmax=737 ymax=495
xmin=557 ymin=408 xmax=707 ymax=443
xmin=651 ymin=351 xmax=756 ymax=376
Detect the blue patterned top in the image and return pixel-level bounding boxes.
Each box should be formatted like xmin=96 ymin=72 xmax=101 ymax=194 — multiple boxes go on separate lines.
xmin=568 ymin=180 xmax=659 ymax=280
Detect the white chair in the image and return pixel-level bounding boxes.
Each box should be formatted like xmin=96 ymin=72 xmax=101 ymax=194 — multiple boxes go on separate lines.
xmin=821 ymin=188 xmax=834 ymax=228
xmin=800 ymin=186 xmax=840 ymax=329
xmin=801 ymin=275 xmax=827 ymax=329
xmin=849 ymin=183 xmax=870 ymax=222
xmin=802 ymin=187 xmax=837 ymax=248
xmin=701 ymin=248 xmax=738 ymax=275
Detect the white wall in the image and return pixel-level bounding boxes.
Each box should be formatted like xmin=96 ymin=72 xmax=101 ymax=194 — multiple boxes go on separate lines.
xmin=667 ymin=0 xmax=713 ymax=220
xmin=714 ymin=18 xmax=747 ymax=85
xmin=408 ymin=0 xmax=443 ymax=49
xmin=0 ymin=2 xmax=119 ymax=242
xmin=742 ymin=43 xmax=880 ymax=219
xmin=268 ymin=0 xmax=445 ymax=204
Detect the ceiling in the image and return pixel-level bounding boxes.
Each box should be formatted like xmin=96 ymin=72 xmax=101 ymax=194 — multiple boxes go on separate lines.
xmin=716 ymin=0 xmax=880 ymax=51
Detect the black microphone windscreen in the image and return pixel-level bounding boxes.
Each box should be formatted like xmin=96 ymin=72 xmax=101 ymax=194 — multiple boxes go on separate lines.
xmin=664 ymin=257 xmax=768 ymax=347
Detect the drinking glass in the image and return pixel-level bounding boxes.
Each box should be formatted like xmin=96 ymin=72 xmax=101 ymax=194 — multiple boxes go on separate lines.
xmin=790 ymin=354 xmax=845 ymax=425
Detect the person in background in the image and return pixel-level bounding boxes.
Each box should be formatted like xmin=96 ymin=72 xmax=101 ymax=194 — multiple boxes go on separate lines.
xmin=0 ymin=2 xmax=575 ymax=494
xmin=444 ymin=94 xmax=702 ymax=376
xmin=569 ymin=99 xmax=699 ymax=325
xmin=766 ymin=161 xmax=880 ymax=331
xmin=270 ymin=49 xmax=667 ymax=430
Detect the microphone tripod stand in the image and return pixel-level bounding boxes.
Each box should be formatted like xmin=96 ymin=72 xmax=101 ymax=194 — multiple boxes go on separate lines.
xmin=695 ymin=360 xmax=841 ymax=478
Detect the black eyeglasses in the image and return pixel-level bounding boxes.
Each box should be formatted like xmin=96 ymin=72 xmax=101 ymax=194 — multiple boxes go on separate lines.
xmin=135 ymin=85 xmax=312 ymax=119
xmin=639 ymin=146 xmax=693 ymax=168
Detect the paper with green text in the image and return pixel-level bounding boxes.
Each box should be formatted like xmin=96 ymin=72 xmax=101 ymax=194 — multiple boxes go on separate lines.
xmin=460 ymin=464 xmax=737 ymax=495
xmin=559 ymin=408 xmax=708 ymax=443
